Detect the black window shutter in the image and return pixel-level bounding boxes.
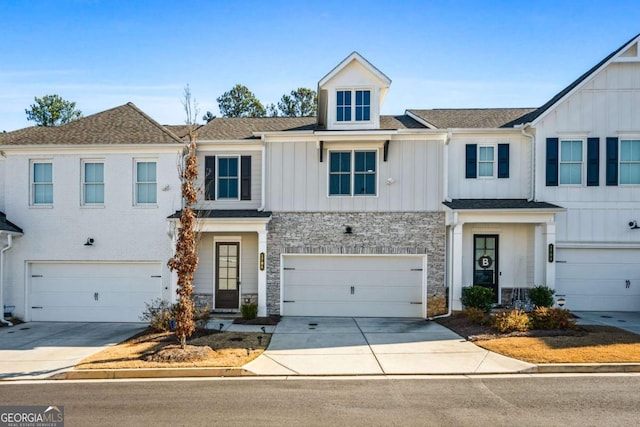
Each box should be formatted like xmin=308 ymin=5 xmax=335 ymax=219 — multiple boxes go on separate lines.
xmin=546 ymin=138 xmax=559 ymax=186
xmin=205 ymin=156 xmax=215 ymax=200
xmin=497 ymin=144 xmax=509 ymax=178
xmin=606 ymin=137 xmax=618 ymax=186
xmin=586 ymin=137 xmax=600 ymax=186
xmin=465 ymin=144 xmax=477 ymax=178
xmin=240 ymin=156 xmax=251 ymax=200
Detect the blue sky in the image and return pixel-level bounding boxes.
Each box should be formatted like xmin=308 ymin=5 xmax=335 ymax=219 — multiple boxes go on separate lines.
xmin=1 ymin=0 xmax=639 ymax=131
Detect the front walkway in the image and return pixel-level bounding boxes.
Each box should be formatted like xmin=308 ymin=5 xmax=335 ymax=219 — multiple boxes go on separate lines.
xmin=244 ymin=317 xmax=534 ymax=375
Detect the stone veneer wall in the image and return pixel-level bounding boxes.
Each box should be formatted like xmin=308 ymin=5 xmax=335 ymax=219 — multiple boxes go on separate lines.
xmin=266 ymin=212 xmax=446 ymax=316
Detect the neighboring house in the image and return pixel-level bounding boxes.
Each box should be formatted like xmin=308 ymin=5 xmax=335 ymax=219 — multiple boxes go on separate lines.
xmin=1 ymin=35 xmax=639 ymax=322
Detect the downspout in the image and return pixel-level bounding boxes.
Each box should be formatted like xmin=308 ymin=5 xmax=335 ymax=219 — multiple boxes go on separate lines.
xmin=443 ymin=130 xmax=452 ymax=202
xmin=428 ymin=210 xmax=456 ymax=320
xmin=258 ymin=137 xmax=266 ymax=211
xmin=519 ymin=124 xmax=535 ymax=201
xmin=1 ymin=233 xmax=13 ymax=326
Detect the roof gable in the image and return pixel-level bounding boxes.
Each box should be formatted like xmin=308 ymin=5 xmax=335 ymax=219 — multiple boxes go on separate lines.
xmin=318 ymin=52 xmax=391 ymax=88
xmin=0 ymin=103 xmax=183 ymax=146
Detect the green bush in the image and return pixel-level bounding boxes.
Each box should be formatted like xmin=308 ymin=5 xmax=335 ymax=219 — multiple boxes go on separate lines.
xmin=464 ymin=307 xmax=489 ymax=325
xmin=529 ymin=285 xmax=555 ymax=308
xmin=491 ymin=309 xmax=531 ymax=333
xmin=529 ymin=307 xmax=576 ymax=330
xmin=461 ymin=286 xmax=494 ymax=312
xmin=140 ymin=298 xmax=175 ymax=331
xmin=241 ymin=303 xmax=258 ymax=320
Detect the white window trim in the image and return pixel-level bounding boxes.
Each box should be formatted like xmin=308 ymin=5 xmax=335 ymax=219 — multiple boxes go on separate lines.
xmin=559 ymin=138 xmax=585 ymax=186
xmin=212 ymin=236 xmax=242 ymax=309
xmin=619 ymin=138 xmax=640 ymax=186
xmin=327 ymin=148 xmax=379 ymax=197
xmin=477 ymin=144 xmax=496 ymax=179
xmin=81 ymin=159 xmax=105 ymax=207
xmin=30 ymin=159 xmax=53 ymax=207
xmin=216 ymin=155 xmax=241 ymax=201
xmin=133 ymin=159 xmax=158 ymax=207
xmin=334 ymin=87 xmax=373 ymax=124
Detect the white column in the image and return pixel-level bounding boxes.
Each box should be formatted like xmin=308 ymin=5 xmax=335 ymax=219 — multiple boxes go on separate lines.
xmin=544 ymin=222 xmax=556 ymax=289
xmin=257 ymin=229 xmax=268 ymax=317
xmin=533 ymin=224 xmax=544 ymax=286
xmin=451 ymin=222 xmax=464 ymax=310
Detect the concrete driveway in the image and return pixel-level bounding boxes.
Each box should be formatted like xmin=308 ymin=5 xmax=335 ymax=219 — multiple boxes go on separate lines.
xmin=244 ymin=317 xmax=534 ymax=375
xmin=0 ymin=322 xmax=145 ymax=380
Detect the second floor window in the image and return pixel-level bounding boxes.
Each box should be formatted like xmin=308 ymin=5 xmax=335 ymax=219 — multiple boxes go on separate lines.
xmin=32 ymin=161 xmax=53 ymax=205
xmin=329 ymin=150 xmax=377 ymax=196
xmin=83 ymin=161 xmax=104 ymax=205
xmin=620 ymin=139 xmax=640 ymax=184
xmin=135 ymin=161 xmax=157 ymax=204
xmin=218 ymin=157 xmax=239 ymax=199
xmin=560 ymin=140 xmax=583 ymax=185
xmin=478 ymin=146 xmax=495 ymax=177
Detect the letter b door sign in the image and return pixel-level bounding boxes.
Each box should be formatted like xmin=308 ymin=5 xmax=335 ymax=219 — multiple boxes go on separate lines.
xmin=478 ymin=255 xmax=493 ymax=269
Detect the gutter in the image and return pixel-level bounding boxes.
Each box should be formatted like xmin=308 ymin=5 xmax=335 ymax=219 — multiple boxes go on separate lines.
xmin=517 ymin=123 xmax=536 ymax=201
xmin=0 ymin=233 xmax=13 ymax=326
xmin=443 ymin=130 xmax=452 ymax=202
xmin=258 ymin=137 xmax=266 ymax=211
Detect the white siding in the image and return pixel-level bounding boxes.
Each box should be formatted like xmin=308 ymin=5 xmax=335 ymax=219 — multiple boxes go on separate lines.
xmin=0 ymin=158 xmax=5 ymax=212
xmin=535 ymin=61 xmax=640 ymax=243
xmin=265 ymin=138 xmax=443 ymax=212
xmin=448 ymin=134 xmax=531 ymax=199
xmin=3 ymin=149 xmax=182 ymax=320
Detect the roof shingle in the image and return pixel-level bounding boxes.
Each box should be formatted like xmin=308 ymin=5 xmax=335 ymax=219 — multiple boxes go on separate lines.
xmin=408 ymin=108 xmax=535 ymax=129
xmin=443 ymin=199 xmax=563 ymax=210
xmin=0 ymin=212 xmax=23 ymax=233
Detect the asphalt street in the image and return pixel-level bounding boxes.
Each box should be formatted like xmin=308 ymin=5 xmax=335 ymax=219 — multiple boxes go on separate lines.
xmin=1 ymin=375 xmax=639 ymax=426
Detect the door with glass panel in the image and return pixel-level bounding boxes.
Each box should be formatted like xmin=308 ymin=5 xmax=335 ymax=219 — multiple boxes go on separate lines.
xmin=215 ymin=242 xmax=240 ymax=309
xmin=473 ymin=235 xmax=499 ymax=302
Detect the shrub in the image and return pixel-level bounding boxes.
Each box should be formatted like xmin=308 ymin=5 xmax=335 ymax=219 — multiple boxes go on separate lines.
xmin=529 ymin=285 xmax=555 ymax=308
xmin=464 ymin=307 xmax=489 ymax=325
xmin=241 ymin=303 xmax=258 ymax=320
xmin=529 ymin=307 xmax=576 ymax=330
xmin=461 ymin=286 xmax=494 ymax=312
xmin=491 ymin=309 xmax=531 ymax=333
xmin=140 ymin=298 xmax=175 ymax=331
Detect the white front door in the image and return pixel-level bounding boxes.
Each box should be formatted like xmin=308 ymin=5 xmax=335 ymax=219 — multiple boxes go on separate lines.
xmin=281 ymin=255 xmax=426 ymax=317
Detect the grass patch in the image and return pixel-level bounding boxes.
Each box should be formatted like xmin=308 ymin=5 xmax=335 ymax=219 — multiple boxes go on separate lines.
xmin=437 ymin=312 xmax=640 ymax=364
xmin=76 ymin=328 xmax=271 ymax=369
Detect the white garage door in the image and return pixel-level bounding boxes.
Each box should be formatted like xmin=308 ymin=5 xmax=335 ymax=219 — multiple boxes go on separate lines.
xmin=556 ymin=249 xmax=640 ymax=311
xmin=29 ymin=262 xmax=163 ymax=322
xmin=281 ymin=255 xmax=425 ymax=317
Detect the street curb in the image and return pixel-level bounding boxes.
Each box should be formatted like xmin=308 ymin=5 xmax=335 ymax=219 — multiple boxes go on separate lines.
xmin=51 ymin=368 xmax=255 ymax=380
xmin=44 ymin=363 xmax=640 ymax=380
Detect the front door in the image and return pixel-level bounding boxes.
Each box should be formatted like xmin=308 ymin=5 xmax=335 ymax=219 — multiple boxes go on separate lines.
xmin=215 ymin=242 xmax=240 ymax=309
xmin=473 ymin=235 xmax=499 ymax=302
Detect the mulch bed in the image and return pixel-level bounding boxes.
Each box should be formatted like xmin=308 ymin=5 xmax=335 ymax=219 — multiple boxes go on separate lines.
xmin=233 ymin=316 xmax=280 ymax=325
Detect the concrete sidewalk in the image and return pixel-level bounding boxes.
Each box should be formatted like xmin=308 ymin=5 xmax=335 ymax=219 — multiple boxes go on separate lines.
xmin=243 ymin=317 xmax=536 ymax=375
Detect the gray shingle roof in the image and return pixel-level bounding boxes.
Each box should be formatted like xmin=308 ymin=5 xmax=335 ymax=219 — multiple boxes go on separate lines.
xmin=408 ymin=109 xmax=535 ymax=129
xmin=0 ymin=103 xmax=183 ymax=146
xmin=443 ymin=199 xmax=564 ymax=210
xmin=0 ymin=212 xmax=23 ymax=233
xmin=168 ymin=209 xmax=272 ymax=219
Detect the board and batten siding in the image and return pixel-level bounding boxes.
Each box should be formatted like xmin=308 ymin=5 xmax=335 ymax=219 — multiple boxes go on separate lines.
xmin=265 ymin=138 xmax=444 ymax=212
xmin=535 ymin=61 xmax=640 ymax=243
xmin=0 ymin=158 xmax=5 ymax=211
xmin=448 ymin=134 xmax=531 ymax=200
xmin=194 ymin=150 xmax=262 ymax=210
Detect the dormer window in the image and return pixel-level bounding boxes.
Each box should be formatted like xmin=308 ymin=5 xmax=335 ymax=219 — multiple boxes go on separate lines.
xmin=336 ymin=89 xmax=371 ymax=122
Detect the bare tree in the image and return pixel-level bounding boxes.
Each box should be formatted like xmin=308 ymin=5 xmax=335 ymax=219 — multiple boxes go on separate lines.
xmin=167 ymin=85 xmax=200 ymax=348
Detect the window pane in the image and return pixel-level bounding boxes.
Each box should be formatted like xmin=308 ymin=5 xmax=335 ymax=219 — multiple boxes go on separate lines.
xmin=329 ymin=175 xmax=340 ymax=195
xmin=340 ymin=152 xmax=351 ymax=172
xmin=34 ymin=184 xmax=53 ymax=204
xmin=137 ymin=183 xmax=157 ymax=203
xmin=478 ymin=162 xmax=493 ymax=177
xmin=219 ymin=158 xmax=228 ymax=176
xmin=228 ymin=158 xmax=238 ymax=176
xmin=34 ymin=163 xmax=52 ymax=183
xmin=479 ymin=147 xmax=494 ymax=161
xmin=340 ymin=174 xmax=350 ymax=194
xmin=85 ymin=183 xmax=104 ymax=204
xmin=344 ymin=91 xmax=351 ymax=105
xmin=362 ymin=106 xmax=370 ymax=121
xmin=344 ymin=106 xmax=351 ymax=121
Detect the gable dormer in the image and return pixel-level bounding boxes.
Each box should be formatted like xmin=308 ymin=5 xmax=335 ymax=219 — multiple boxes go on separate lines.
xmin=317 ymin=52 xmax=391 ymax=131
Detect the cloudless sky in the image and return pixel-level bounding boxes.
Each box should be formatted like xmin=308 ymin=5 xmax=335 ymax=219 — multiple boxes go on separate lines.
xmin=1 ymin=0 xmax=639 ymax=131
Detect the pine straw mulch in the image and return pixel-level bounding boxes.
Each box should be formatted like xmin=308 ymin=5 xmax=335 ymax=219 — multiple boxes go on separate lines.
xmin=76 ymin=328 xmax=271 ymax=369
xmin=436 ymin=312 xmax=640 ymax=363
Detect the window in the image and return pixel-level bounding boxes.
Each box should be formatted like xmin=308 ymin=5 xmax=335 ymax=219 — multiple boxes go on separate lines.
xmin=336 ymin=89 xmax=370 ymax=122
xmin=478 ymin=146 xmax=495 ymax=177
xmin=559 ymin=140 xmax=583 ymax=184
xmin=83 ymin=161 xmax=104 ymax=205
xmin=620 ymin=140 xmax=640 ymax=184
xmin=135 ymin=161 xmax=157 ymax=204
xmin=217 ymin=157 xmax=239 ymax=199
xmin=329 ymin=150 xmax=376 ymax=196
xmin=32 ymin=161 xmax=53 ymax=205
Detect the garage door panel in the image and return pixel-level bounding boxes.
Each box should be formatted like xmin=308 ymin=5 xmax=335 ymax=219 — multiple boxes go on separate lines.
xmin=556 ymin=249 xmax=640 ymax=311
xmin=282 ymin=255 xmax=425 ymax=318
xmin=29 ymin=262 xmax=162 ymax=322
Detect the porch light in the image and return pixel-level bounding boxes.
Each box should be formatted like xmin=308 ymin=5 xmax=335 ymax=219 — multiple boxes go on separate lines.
xmin=344 ymin=226 xmax=353 ymax=234
xmin=84 ymin=238 xmax=94 ymax=246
